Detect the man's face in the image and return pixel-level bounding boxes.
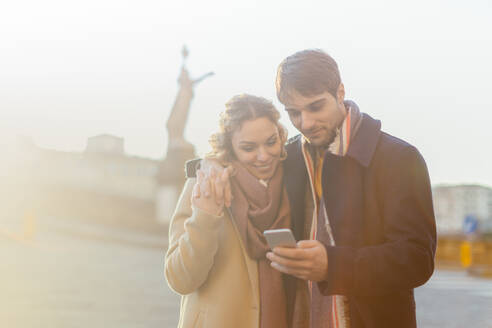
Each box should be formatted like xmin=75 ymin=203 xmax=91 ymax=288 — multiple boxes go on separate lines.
xmin=282 ymin=86 xmax=347 ymax=148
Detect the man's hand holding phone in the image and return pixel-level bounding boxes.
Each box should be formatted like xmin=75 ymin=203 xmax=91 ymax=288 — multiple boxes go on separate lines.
xmin=266 ymin=238 xmax=329 ymax=282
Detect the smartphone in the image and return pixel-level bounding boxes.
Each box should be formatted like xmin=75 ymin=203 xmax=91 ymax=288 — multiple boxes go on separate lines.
xmin=263 ymin=228 xmax=297 ymax=249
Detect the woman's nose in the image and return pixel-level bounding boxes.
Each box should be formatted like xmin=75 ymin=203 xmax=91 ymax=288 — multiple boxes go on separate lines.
xmin=256 ymin=147 xmax=270 ymax=161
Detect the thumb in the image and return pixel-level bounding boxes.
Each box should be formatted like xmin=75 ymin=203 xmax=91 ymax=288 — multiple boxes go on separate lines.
xmin=296 ymin=240 xmax=320 ymax=249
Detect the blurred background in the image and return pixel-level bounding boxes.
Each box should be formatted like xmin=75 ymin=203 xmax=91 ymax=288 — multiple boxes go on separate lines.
xmin=1 ymin=0 xmax=492 ymax=327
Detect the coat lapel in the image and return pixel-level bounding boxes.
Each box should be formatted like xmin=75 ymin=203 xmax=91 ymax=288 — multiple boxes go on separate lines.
xmin=225 ymin=207 xmax=260 ymax=308
xmin=321 ymin=114 xmax=381 ymax=247
xmin=321 ymin=153 xmax=365 ymax=247
xmin=284 ymin=136 xmax=308 ymax=241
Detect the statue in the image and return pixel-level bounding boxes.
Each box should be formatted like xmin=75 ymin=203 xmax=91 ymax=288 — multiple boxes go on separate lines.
xmin=156 ymin=46 xmax=213 ymax=224
xmin=165 ymin=46 xmax=214 ymax=159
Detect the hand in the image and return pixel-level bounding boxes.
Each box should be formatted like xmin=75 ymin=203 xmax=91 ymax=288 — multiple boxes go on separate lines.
xmin=195 ymin=159 xmax=233 ymax=207
xmin=266 ymin=240 xmax=329 ymax=281
xmin=191 ymin=170 xmax=224 ymax=216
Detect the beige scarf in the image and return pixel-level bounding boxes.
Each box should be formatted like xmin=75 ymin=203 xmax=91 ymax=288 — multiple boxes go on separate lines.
xmin=230 ymin=162 xmax=291 ymax=328
xmin=306 ymin=102 xmax=363 ymax=328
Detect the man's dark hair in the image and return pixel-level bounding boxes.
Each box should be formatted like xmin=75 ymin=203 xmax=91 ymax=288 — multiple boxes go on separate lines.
xmin=275 ymin=49 xmax=341 ymax=103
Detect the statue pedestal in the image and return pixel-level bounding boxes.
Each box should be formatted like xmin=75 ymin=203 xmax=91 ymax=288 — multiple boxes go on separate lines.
xmin=155 ymin=143 xmax=195 ymax=225
xmin=155 ymin=47 xmax=212 ymax=225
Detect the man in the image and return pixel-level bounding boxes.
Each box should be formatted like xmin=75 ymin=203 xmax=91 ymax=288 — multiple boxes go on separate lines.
xmin=189 ymin=49 xmax=436 ymax=328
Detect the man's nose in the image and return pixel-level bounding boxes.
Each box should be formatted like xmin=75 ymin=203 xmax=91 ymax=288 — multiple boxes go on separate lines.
xmin=301 ymin=111 xmax=315 ymax=131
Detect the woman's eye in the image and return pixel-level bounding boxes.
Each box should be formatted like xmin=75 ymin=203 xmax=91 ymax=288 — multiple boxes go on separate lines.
xmin=241 ymin=147 xmax=254 ymax=152
xmin=267 ymin=139 xmax=278 ymax=146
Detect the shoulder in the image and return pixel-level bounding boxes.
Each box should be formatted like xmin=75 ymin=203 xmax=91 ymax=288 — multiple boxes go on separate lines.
xmin=375 ymin=132 xmax=427 ymax=171
xmin=284 ymin=134 xmax=303 ymax=163
xmin=286 ymin=134 xmax=302 ymax=147
xmin=377 ymin=132 xmax=421 ymax=158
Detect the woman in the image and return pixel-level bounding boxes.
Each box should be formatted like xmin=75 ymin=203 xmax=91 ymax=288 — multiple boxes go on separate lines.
xmin=165 ymin=94 xmax=297 ymax=328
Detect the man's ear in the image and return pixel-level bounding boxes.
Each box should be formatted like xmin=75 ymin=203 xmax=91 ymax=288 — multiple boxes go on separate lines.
xmin=337 ymin=83 xmax=345 ymax=104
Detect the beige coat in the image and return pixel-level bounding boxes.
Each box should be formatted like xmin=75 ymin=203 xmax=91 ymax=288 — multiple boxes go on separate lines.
xmin=165 ymin=178 xmax=260 ymax=328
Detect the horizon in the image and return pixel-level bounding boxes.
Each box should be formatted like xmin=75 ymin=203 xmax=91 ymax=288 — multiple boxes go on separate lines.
xmin=9 ymin=132 xmax=492 ymax=190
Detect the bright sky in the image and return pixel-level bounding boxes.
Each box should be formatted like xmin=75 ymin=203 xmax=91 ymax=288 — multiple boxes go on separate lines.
xmin=1 ymin=0 xmax=491 ymax=186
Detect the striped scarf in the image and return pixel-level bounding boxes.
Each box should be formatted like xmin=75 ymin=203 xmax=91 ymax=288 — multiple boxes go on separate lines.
xmin=301 ymin=102 xmax=363 ymax=328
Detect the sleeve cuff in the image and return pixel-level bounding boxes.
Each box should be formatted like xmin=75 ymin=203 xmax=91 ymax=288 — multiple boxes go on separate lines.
xmin=317 ymin=244 xmax=356 ymax=296
xmin=189 ymin=205 xmax=225 ymax=229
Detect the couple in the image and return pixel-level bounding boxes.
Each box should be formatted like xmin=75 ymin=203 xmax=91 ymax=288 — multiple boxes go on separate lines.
xmin=164 ymin=49 xmax=437 ymax=328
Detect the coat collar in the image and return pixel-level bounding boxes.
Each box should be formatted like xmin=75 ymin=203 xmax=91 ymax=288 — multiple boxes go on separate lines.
xmin=345 ymin=112 xmax=381 ymax=167
xmin=292 ymin=108 xmax=382 ymax=168
xmin=225 ymin=207 xmax=260 ymax=308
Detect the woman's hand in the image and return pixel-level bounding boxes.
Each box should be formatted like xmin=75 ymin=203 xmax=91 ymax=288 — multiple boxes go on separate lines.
xmin=191 ymin=168 xmax=228 ymax=216
xmin=193 ymin=161 xmax=234 ymax=207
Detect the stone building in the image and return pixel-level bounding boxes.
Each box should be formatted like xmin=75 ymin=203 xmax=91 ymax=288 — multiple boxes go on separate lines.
xmin=433 ymin=184 xmax=492 ymax=234
xmin=3 ymin=135 xmax=164 ymax=233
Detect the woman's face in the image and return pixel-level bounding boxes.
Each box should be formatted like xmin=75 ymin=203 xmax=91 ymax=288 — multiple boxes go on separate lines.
xmin=231 ymin=117 xmax=282 ymax=180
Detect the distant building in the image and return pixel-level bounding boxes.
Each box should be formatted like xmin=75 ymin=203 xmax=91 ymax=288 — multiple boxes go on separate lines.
xmin=3 ymin=134 xmax=165 ymax=233
xmin=85 ymin=134 xmax=125 ymax=155
xmin=433 ymin=185 xmax=492 ymax=234
xmin=28 ymin=135 xmax=158 ymax=201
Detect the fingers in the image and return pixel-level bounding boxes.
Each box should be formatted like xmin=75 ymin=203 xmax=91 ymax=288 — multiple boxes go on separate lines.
xmin=201 ymin=158 xmax=222 ymax=173
xmin=208 ymin=167 xmax=217 ymax=200
xmin=216 ymin=166 xmax=232 ymax=207
xmin=272 ymin=246 xmax=309 ymax=260
xmin=197 ymin=161 xmax=233 ymax=207
xmin=223 ymin=166 xmax=233 ymax=207
xmin=266 ymin=252 xmax=311 ymax=268
xmin=266 ymin=251 xmax=309 ymax=269
xmin=266 ymin=250 xmax=314 ymax=280
xmin=192 ymin=182 xmax=200 ymax=199
xmin=270 ymin=262 xmax=309 ymax=279
xmin=197 ymin=168 xmax=225 ymax=207
xmin=296 ymin=240 xmax=321 ymax=249
xmin=193 ymin=172 xmax=223 ymax=216
xmin=267 ymin=254 xmax=310 ymax=279
xmin=214 ymin=172 xmax=224 ymax=206
xmin=197 ymin=170 xmax=211 ymax=197
xmin=267 ymin=240 xmax=329 ymax=281
xmin=210 ymin=166 xmax=233 ymax=207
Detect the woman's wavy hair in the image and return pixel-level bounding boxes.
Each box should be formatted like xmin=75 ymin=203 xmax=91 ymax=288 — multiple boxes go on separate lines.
xmin=207 ymin=94 xmax=288 ymax=165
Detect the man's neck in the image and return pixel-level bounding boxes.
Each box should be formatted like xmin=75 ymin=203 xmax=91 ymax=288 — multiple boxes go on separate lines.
xmin=315 ymin=104 xmax=349 ymax=154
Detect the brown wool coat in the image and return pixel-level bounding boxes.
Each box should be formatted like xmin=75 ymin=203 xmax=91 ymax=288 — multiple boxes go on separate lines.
xmin=284 ymin=112 xmax=437 ymax=328
xmin=165 ymin=179 xmax=260 ymax=328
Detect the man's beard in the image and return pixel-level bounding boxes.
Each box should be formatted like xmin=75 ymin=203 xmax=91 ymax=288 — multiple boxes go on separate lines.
xmin=306 ymin=127 xmax=337 ymax=148
xmin=323 ymin=128 xmax=338 ymax=147
xmin=312 ymin=111 xmax=346 ymax=148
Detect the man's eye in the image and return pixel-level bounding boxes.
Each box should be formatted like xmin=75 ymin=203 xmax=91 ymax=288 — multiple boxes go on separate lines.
xmin=288 ymin=110 xmax=300 ymax=117
xmin=241 ymin=147 xmax=254 ymax=152
xmin=310 ymin=105 xmax=322 ymax=112
xmin=267 ymin=139 xmax=278 ymax=146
